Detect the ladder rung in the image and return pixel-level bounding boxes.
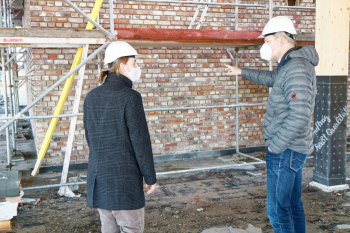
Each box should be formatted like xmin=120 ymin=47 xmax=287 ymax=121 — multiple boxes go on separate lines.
xmin=198 ymin=5 xmax=206 ymax=10
xmin=190 ymin=22 xmax=200 ymax=26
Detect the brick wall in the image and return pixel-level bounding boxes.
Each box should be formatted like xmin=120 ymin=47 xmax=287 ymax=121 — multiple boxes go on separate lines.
xmin=29 ymin=0 xmax=316 ymax=32
xmin=25 ymin=0 xmax=348 ymax=167
xmin=26 ymin=46 xmax=100 ymax=165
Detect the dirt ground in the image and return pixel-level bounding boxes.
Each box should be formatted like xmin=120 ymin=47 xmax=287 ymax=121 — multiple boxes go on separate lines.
xmin=2 ymin=154 xmax=350 ymax=233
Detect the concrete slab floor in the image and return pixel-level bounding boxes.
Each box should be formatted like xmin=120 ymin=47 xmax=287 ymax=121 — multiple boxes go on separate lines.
xmin=3 ymin=155 xmax=349 ymax=233
xmin=2 ymin=107 xmax=350 ymax=232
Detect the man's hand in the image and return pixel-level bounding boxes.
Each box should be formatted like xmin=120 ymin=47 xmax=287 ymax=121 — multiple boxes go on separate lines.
xmin=144 ymin=183 xmax=157 ymax=194
xmin=224 ymin=64 xmax=242 ymax=76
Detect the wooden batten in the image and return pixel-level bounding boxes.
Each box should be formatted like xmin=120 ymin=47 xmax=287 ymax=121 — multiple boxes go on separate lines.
xmin=315 ymin=0 xmax=350 ymax=76
xmin=0 ymin=220 xmax=11 ymax=230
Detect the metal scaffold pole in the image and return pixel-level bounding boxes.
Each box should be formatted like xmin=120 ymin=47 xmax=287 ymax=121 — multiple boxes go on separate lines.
xmin=6 ymin=1 xmax=16 ymax=152
xmin=0 ymin=42 xmax=111 ymax=133
xmin=1 ymin=49 xmax=11 ymax=164
xmin=58 ymin=44 xmax=89 ymax=196
xmin=9 ymin=3 xmax=18 ymax=137
xmin=62 ymin=0 xmax=111 ymax=38
xmin=31 ymin=0 xmax=105 ymax=176
xmin=268 ymin=0 xmax=273 ymax=72
xmin=235 ymin=49 xmax=240 ymax=155
xmin=7 ymin=50 xmax=16 ymax=151
xmin=0 ymin=102 xmax=268 ymax=121
xmin=109 ymin=0 xmax=114 ymax=35
xmin=235 ymin=0 xmax=239 ymax=30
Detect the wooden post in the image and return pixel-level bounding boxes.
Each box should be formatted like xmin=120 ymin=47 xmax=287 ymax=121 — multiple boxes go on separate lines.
xmin=0 ymin=220 xmax=11 ymax=230
xmin=312 ymin=0 xmax=350 ymax=189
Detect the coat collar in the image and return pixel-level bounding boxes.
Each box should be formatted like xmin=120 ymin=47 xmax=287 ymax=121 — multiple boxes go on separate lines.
xmin=279 ymin=46 xmax=302 ymax=64
xmin=104 ymin=72 xmax=133 ymax=88
xmin=276 ymin=46 xmax=302 ymax=75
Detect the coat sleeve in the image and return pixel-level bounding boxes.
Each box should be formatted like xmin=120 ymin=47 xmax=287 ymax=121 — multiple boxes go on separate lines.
xmin=268 ymin=63 xmax=314 ymax=154
xmin=241 ymin=68 xmax=277 ymax=87
xmin=125 ymin=92 xmax=157 ymax=185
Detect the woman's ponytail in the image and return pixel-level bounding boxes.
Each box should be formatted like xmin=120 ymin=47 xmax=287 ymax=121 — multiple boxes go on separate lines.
xmin=98 ymin=70 xmax=109 ymax=84
xmin=98 ymin=57 xmax=130 ymax=84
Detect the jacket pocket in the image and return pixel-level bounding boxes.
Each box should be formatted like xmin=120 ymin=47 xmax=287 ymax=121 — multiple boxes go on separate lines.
xmin=290 ymin=151 xmax=309 ymax=172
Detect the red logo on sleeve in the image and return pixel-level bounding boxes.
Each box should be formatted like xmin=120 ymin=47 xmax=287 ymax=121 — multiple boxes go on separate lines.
xmin=291 ymin=94 xmax=297 ymax=99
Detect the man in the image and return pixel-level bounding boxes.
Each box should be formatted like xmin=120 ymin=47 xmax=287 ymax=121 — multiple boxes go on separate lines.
xmin=84 ymin=41 xmax=157 ymax=233
xmin=225 ymin=16 xmax=319 ymax=233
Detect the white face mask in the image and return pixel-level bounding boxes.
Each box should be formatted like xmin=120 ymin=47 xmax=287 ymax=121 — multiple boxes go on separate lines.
xmin=127 ymin=67 xmax=141 ymax=83
xmin=260 ymin=39 xmax=280 ymax=61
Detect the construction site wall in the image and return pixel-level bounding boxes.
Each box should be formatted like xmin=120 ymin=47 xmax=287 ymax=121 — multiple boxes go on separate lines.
xmin=25 ymin=0 xmax=342 ymax=167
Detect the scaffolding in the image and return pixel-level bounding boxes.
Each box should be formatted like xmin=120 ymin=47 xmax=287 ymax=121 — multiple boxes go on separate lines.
xmin=0 ymin=0 xmax=318 ymax=191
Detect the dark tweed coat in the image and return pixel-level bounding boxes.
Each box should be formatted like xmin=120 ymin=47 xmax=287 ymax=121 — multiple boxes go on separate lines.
xmin=83 ymin=72 xmax=157 ymax=210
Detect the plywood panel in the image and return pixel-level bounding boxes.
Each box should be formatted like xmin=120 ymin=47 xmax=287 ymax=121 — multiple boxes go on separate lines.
xmin=315 ymin=0 xmax=350 ymax=75
xmin=0 ymin=220 xmax=11 ymax=230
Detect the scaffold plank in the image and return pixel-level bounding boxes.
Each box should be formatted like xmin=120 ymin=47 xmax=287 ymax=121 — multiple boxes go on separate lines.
xmin=0 ymin=28 xmax=105 ymax=38
xmin=0 ymin=37 xmax=106 ymax=47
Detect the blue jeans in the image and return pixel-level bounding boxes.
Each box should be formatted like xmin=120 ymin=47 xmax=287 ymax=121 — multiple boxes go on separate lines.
xmin=266 ymin=149 xmax=309 ymax=233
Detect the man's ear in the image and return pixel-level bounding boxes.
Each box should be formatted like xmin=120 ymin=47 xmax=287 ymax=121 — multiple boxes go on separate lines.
xmin=280 ymin=36 xmax=286 ymax=46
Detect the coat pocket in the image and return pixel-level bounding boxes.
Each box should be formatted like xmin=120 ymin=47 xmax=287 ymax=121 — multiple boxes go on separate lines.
xmin=290 ymin=151 xmax=309 ymax=172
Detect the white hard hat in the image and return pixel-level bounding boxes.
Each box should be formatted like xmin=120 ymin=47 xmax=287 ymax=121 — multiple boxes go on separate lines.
xmin=104 ymin=41 xmax=138 ymax=64
xmin=259 ymin=16 xmax=297 ymax=39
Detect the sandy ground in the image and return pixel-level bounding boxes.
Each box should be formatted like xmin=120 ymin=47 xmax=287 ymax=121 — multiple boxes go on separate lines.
xmin=1 ymin=155 xmax=349 ymax=233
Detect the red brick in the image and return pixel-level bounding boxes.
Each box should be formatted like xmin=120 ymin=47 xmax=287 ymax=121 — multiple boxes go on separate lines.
xmin=46 ymin=70 xmax=62 ymax=75
xmin=156 ymin=78 xmax=169 ymax=82
xmin=43 ymin=6 xmax=60 ymax=11
xmin=165 ymin=143 xmax=177 ymax=147
xmin=52 ymin=17 xmax=68 ymax=23
xmin=189 ymin=86 xmax=201 ymax=91
xmin=115 ymin=19 xmax=129 ymax=24
xmin=201 ymin=86 xmax=214 ymax=91
xmin=45 ymin=49 xmax=61 ymax=54
xmin=31 ymin=17 xmax=43 ymax=22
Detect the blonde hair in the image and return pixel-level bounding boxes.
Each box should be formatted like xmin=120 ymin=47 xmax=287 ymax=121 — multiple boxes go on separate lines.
xmin=98 ymin=57 xmax=130 ymax=84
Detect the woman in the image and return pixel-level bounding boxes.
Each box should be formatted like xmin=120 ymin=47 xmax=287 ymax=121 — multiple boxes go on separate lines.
xmin=83 ymin=41 xmax=157 ymax=233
